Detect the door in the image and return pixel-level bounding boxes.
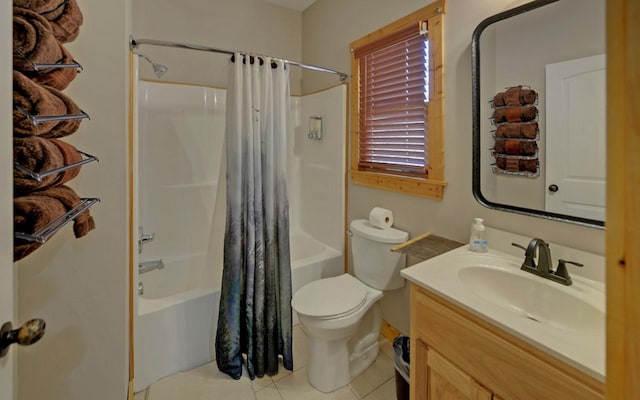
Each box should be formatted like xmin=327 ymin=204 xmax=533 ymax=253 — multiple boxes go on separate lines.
xmin=545 ymin=54 xmax=606 ymax=221
xmin=1 ymin=0 xmax=15 ymax=398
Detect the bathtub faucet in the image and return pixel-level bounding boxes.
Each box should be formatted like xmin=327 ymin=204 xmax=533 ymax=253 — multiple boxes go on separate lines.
xmin=138 ymin=259 xmax=165 ymax=274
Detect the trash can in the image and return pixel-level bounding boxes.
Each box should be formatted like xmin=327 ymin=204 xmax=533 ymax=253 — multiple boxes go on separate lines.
xmin=393 ymin=335 xmax=410 ymax=400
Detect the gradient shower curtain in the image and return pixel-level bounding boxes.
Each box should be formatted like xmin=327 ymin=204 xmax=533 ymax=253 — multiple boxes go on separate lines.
xmin=215 ymin=53 xmax=293 ymax=380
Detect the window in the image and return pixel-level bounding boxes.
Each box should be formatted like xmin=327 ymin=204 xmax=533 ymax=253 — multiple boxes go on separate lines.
xmin=350 ymin=1 xmax=446 ymax=199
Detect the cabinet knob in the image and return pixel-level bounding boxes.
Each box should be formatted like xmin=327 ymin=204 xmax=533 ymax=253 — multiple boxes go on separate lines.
xmin=0 ymin=319 xmax=46 ymax=358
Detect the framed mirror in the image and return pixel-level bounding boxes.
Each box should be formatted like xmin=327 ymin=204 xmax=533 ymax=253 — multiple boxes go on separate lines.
xmin=471 ymin=0 xmax=605 ymax=229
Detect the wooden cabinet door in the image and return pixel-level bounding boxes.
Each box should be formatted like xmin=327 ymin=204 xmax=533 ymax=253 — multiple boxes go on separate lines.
xmin=427 ymin=348 xmax=492 ymax=400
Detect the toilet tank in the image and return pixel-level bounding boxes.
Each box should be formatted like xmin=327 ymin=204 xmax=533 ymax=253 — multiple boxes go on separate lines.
xmin=350 ymin=219 xmax=409 ymax=290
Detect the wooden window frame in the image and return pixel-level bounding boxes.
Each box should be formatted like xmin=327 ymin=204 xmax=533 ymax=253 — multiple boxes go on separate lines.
xmin=350 ymin=0 xmax=446 ymax=199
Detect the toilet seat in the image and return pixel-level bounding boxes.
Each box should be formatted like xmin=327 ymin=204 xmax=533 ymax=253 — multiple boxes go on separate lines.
xmin=292 ymin=274 xmax=368 ymax=320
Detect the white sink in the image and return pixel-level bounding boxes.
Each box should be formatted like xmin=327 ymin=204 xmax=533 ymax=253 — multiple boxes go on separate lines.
xmin=401 ymin=247 xmax=605 ymax=382
xmin=455 ymin=256 xmax=604 ymax=335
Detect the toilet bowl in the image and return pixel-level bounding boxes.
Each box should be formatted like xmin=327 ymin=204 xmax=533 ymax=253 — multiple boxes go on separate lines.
xmin=292 ymin=219 xmax=408 ymax=393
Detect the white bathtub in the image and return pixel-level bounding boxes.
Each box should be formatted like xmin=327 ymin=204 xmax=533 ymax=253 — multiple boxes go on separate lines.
xmin=134 ymin=231 xmax=343 ymax=391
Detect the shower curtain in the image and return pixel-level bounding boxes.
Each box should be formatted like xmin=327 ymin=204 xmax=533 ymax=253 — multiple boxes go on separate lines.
xmin=215 ymin=53 xmax=293 ymax=380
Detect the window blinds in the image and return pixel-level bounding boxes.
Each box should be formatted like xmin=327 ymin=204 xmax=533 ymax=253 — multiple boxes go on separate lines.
xmin=356 ymin=24 xmax=429 ymax=174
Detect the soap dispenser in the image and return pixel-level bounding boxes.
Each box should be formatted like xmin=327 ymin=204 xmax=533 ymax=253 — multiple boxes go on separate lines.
xmin=469 ymin=218 xmax=488 ymax=253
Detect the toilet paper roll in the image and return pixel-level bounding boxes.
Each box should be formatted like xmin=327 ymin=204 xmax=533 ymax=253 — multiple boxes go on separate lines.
xmin=369 ymin=207 xmax=394 ymax=229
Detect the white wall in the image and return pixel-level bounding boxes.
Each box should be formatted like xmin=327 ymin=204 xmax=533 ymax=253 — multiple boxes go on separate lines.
xmin=297 ymin=85 xmax=347 ymax=251
xmin=138 ymin=82 xmax=225 ymax=273
xmin=132 ymin=0 xmax=303 ymax=94
xmin=0 ymin=0 xmax=15 ymax=397
xmin=302 ymin=0 xmax=606 ymax=334
xmin=15 ymin=1 xmax=132 ymax=399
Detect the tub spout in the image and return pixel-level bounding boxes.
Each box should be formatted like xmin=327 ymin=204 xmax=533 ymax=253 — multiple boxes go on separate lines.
xmin=138 ymin=259 xmax=164 ymax=274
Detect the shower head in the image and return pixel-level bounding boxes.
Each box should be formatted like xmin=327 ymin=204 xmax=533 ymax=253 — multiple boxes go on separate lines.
xmin=137 ymin=53 xmax=168 ymax=78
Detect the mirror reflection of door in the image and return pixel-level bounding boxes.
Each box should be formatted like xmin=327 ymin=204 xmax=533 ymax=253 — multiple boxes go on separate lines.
xmin=475 ymin=0 xmax=606 ymax=226
xmin=545 ymin=54 xmax=606 ymax=221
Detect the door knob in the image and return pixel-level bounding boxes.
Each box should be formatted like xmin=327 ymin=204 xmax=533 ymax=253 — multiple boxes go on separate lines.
xmin=548 ymin=184 xmax=559 ymax=192
xmin=0 ymin=319 xmax=46 ymax=358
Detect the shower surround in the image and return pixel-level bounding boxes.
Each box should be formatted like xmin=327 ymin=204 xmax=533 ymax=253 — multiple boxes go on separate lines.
xmin=134 ymin=80 xmax=346 ymax=391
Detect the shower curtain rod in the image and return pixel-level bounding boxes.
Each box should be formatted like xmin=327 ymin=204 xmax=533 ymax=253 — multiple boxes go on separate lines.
xmin=129 ymin=36 xmax=349 ymax=83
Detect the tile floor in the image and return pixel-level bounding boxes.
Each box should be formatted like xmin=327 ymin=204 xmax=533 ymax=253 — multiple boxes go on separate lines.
xmin=134 ymin=325 xmax=398 ymax=400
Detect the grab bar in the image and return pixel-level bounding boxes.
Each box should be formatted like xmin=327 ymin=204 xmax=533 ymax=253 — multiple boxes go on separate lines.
xmin=138 ymin=259 xmax=164 ymax=274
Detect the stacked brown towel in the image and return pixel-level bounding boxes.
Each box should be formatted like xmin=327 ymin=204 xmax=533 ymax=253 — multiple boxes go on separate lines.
xmin=13 ymin=0 xmax=83 ymax=43
xmin=493 ymin=86 xmax=537 ymax=107
xmin=14 ymin=184 xmax=96 ymax=260
xmin=25 ymin=45 xmax=78 ymax=90
xmin=13 ymin=0 xmax=92 ymax=260
xmin=14 ymin=193 xmax=67 ymax=261
xmin=495 ymin=122 xmax=538 ymax=139
xmin=14 ymin=136 xmax=83 ymax=194
xmin=495 ymin=157 xmax=538 ymax=173
xmin=492 ymin=106 xmax=537 ymax=123
xmin=13 ymin=6 xmax=64 ymax=70
xmin=13 ymin=70 xmax=83 ymax=137
xmin=493 ymin=139 xmax=537 ymax=156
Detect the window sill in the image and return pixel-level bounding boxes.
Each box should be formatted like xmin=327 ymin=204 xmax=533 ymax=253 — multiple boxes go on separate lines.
xmin=351 ymin=170 xmax=446 ymax=200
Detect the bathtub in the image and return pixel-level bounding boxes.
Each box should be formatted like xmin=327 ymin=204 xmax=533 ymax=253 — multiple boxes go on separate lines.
xmin=134 ymin=231 xmax=344 ymax=391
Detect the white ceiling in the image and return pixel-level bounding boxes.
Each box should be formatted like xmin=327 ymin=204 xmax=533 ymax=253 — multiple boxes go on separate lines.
xmin=263 ymin=0 xmax=317 ymax=11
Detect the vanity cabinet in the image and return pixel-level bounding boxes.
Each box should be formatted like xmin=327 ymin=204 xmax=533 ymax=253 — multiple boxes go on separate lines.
xmin=409 ymin=284 xmax=604 ymax=400
xmin=418 ymin=340 xmax=492 ymax=399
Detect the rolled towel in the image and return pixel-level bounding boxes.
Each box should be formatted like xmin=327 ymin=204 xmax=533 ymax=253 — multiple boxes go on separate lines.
xmin=38 ymin=185 xmax=96 ymax=238
xmin=24 ymin=44 xmax=78 ymax=90
xmin=13 ymin=0 xmax=83 ymax=43
xmin=495 ymin=157 xmax=538 ymax=173
xmin=13 ymin=70 xmax=83 ymax=138
xmin=495 ymin=122 xmax=538 ymax=139
xmin=493 ymin=86 xmax=537 ymax=107
xmin=14 ymin=137 xmax=84 ymax=194
xmin=50 ymin=139 xmax=83 ymax=184
xmin=14 ymin=193 xmax=68 ymax=261
xmin=492 ymin=106 xmax=537 ymax=123
xmin=13 ymin=6 xmax=64 ymax=71
xmin=46 ymin=0 xmax=83 ymax=43
xmin=13 ymin=0 xmax=67 ymax=14
xmin=493 ymin=139 xmax=537 ymax=156
xmin=14 ymin=136 xmax=63 ymax=194
xmin=19 ymin=185 xmax=96 ymax=239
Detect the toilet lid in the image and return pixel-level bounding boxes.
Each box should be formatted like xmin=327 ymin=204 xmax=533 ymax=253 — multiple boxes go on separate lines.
xmin=292 ymin=274 xmax=367 ymax=319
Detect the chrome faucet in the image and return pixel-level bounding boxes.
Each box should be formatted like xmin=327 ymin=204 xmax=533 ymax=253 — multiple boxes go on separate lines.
xmin=512 ymin=238 xmax=583 ymax=286
xmin=138 ymin=259 xmax=164 ymax=274
xmin=138 ymin=226 xmax=155 ymax=254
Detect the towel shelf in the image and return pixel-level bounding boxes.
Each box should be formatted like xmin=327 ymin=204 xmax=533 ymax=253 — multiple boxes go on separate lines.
xmin=489 ymin=95 xmax=539 ymax=109
xmin=15 ymin=198 xmax=100 ymax=244
xmin=14 ymin=151 xmax=99 ymax=182
xmin=28 ymin=59 xmax=83 ymax=72
xmin=14 ymin=48 xmax=83 ymax=72
xmin=491 ymin=130 xmax=540 ymax=141
xmin=490 ymin=112 xmax=539 ymax=127
xmin=491 ymin=164 xmax=540 ymax=178
xmin=15 ymin=106 xmax=90 ymax=126
xmin=490 ymin=149 xmax=538 ymax=160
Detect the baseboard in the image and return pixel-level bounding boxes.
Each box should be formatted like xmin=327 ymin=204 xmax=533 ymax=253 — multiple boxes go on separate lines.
xmin=381 ymin=319 xmax=401 ymax=341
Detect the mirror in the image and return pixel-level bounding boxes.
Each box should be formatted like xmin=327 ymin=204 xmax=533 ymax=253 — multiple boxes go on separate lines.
xmin=472 ymin=0 xmax=605 ymax=229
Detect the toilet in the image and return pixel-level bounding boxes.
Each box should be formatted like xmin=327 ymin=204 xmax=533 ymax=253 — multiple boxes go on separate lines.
xmin=291 ymin=219 xmax=408 ymax=393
